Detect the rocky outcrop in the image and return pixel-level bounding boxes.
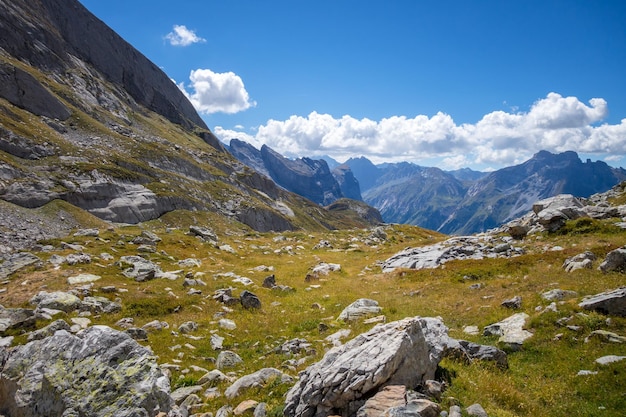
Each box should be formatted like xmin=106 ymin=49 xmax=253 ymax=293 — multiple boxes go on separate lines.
xmin=332 ymin=164 xmax=362 ymax=201
xmin=261 ymin=145 xmax=344 ymax=206
xmin=284 ymin=317 xmax=446 ymax=417
xmin=579 ymin=287 xmax=626 ymax=316
xmin=380 ymin=235 xmax=523 ymax=273
xmin=0 ymin=325 xmax=178 ymax=417
xmin=0 ymin=61 xmax=71 ymax=120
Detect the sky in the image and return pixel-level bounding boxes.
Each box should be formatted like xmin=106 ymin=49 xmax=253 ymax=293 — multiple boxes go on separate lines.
xmin=78 ymin=0 xmax=626 ymax=171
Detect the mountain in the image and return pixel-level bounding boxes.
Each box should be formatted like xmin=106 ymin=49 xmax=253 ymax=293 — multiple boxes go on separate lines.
xmin=228 ymin=139 xmax=363 ymax=205
xmin=446 ymin=167 xmax=488 ymax=182
xmin=344 ymin=156 xmax=383 ymax=192
xmin=345 ymin=151 xmax=626 ymax=235
xmin=0 ymin=0 xmax=381 ymax=248
xmin=362 ymin=165 xmax=467 ymax=231
xmin=438 ymin=150 xmax=626 ymax=234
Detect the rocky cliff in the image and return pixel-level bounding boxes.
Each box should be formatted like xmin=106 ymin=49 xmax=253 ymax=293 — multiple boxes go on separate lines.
xmin=228 ymin=139 xmax=364 ymax=206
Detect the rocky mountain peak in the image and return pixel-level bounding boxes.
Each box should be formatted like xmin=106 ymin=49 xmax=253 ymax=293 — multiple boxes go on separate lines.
xmin=0 ymin=0 xmax=206 ymax=131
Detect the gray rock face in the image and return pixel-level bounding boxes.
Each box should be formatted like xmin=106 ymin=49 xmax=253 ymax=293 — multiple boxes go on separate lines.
xmin=0 ymin=307 xmax=35 ymax=334
xmin=225 ymin=368 xmax=292 ymax=399
xmin=338 ymin=298 xmax=382 ymax=322
xmin=0 ymin=252 xmax=41 ymax=279
xmin=261 ymin=145 xmax=344 ymax=206
xmin=332 ymin=164 xmax=363 ymax=201
xmin=0 ymin=126 xmax=56 ymax=160
xmin=0 ymin=325 xmax=176 ymax=417
xmin=283 ymin=317 xmax=446 ymax=417
xmin=0 ymin=61 xmax=71 ymax=120
xmin=598 ymin=247 xmax=626 ymax=273
xmin=0 ymin=0 xmax=206 ymax=131
xmin=579 ymin=287 xmax=626 ymax=316
xmin=381 ymin=236 xmax=523 ymax=272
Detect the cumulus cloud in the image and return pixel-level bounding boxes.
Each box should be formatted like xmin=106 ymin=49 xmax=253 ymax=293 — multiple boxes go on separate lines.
xmin=214 ymin=93 xmax=624 ymax=169
xmin=178 ymin=69 xmax=256 ymax=114
xmin=165 ymin=25 xmax=206 ymax=46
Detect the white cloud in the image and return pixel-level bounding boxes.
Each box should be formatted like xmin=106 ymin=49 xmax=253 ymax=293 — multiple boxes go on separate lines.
xmin=178 ymin=69 xmax=256 ymax=114
xmin=213 ymin=93 xmax=624 ymax=169
xmin=165 ymin=25 xmax=206 ymax=46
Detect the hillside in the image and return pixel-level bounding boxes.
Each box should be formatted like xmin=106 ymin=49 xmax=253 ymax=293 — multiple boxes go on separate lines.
xmin=0 ymin=0 xmax=380 ymax=251
xmin=2 ymin=181 xmax=626 ymax=416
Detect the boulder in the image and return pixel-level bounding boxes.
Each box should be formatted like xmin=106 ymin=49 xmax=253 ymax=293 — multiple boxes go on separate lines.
xmin=598 ymin=247 xmax=626 ymax=273
xmin=579 ymin=287 xmax=626 ymax=316
xmin=356 ymin=385 xmax=406 ymax=417
xmin=444 ymin=339 xmax=508 ymax=369
xmin=216 ymin=350 xmax=243 ymax=370
xmin=26 ymin=319 xmax=70 ymax=341
xmin=283 ymin=317 xmax=446 ymax=417
xmin=225 ymin=368 xmax=292 ymax=399
xmin=119 ymin=255 xmax=163 ymax=281
xmin=240 ymin=290 xmax=262 ymax=310
xmin=483 ymin=313 xmax=533 ymax=350
xmin=563 ymin=251 xmax=596 ymax=272
xmin=80 ymin=296 xmax=121 ymax=314
xmin=0 ymin=252 xmax=40 ymax=279
xmin=541 ymin=289 xmax=578 ymax=301
xmin=178 ymin=321 xmax=199 ymax=334
xmin=0 ymin=325 xmax=176 ymax=416
xmin=501 ymin=296 xmax=522 ymax=309
xmin=466 ymin=403 xmax=488 ymax=417
xmin=338 ymin=298 xmax=382 ymax=322
xmin=189 ymin=226 xmax=218 ymax=243
xmin=29 ymin=291 xmax=82 ymax=313
xmin=0 ymin=307 xmax=35 ymax=334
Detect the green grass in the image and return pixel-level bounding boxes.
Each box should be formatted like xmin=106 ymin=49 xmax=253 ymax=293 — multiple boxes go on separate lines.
xmin=2 ymin=207 xmax=626 ymax=416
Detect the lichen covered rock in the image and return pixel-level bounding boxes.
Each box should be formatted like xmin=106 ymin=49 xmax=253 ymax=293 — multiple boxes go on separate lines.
xmin=0 ymin=325 xmax=177 ymax=417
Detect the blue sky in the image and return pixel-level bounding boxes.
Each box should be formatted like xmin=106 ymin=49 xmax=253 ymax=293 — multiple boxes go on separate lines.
xmin=79 ymin=0 xmax=626 ymax=171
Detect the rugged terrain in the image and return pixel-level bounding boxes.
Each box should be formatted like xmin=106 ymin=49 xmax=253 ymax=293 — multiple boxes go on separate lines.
xmin=1 ymin=1 xmax=626 ymax=416
xmin=0 ymin=0 xmax=379 ymax=251
xmin=1 ymin=183 xmax=626 ymax=417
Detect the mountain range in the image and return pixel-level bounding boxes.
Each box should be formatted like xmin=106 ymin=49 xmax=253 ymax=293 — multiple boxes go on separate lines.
xmin=228 ymin=139 xmax=626 ymax=235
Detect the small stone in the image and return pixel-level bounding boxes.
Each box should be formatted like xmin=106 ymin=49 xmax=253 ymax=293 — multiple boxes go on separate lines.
xmin=219 ymin=319 xmax=237 ymax=330
xmin=501 ymin=296 xmax=521 ymax=309
xmin=466 ymin=403 xmax=488 ymax=417
xmin=233 ymin=400 xmax=258 ymax=415
xmin=216 ymin=350 xmax=243 ymax=370
xmin=595 ymin=355 xmax=626 ymax=365
xmin=67 ymin=273 xmax=101 ymax=285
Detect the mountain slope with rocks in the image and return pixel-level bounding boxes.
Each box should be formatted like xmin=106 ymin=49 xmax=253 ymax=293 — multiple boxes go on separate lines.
xmin=2 ymin=182 xmax=626 ymax=417
xmin=0 ymin=0 xmax=380 ymax=251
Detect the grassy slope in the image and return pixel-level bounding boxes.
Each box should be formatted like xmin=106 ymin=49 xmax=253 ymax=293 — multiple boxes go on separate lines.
xmin=1 ymin=215 xmax=625 ymax=416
